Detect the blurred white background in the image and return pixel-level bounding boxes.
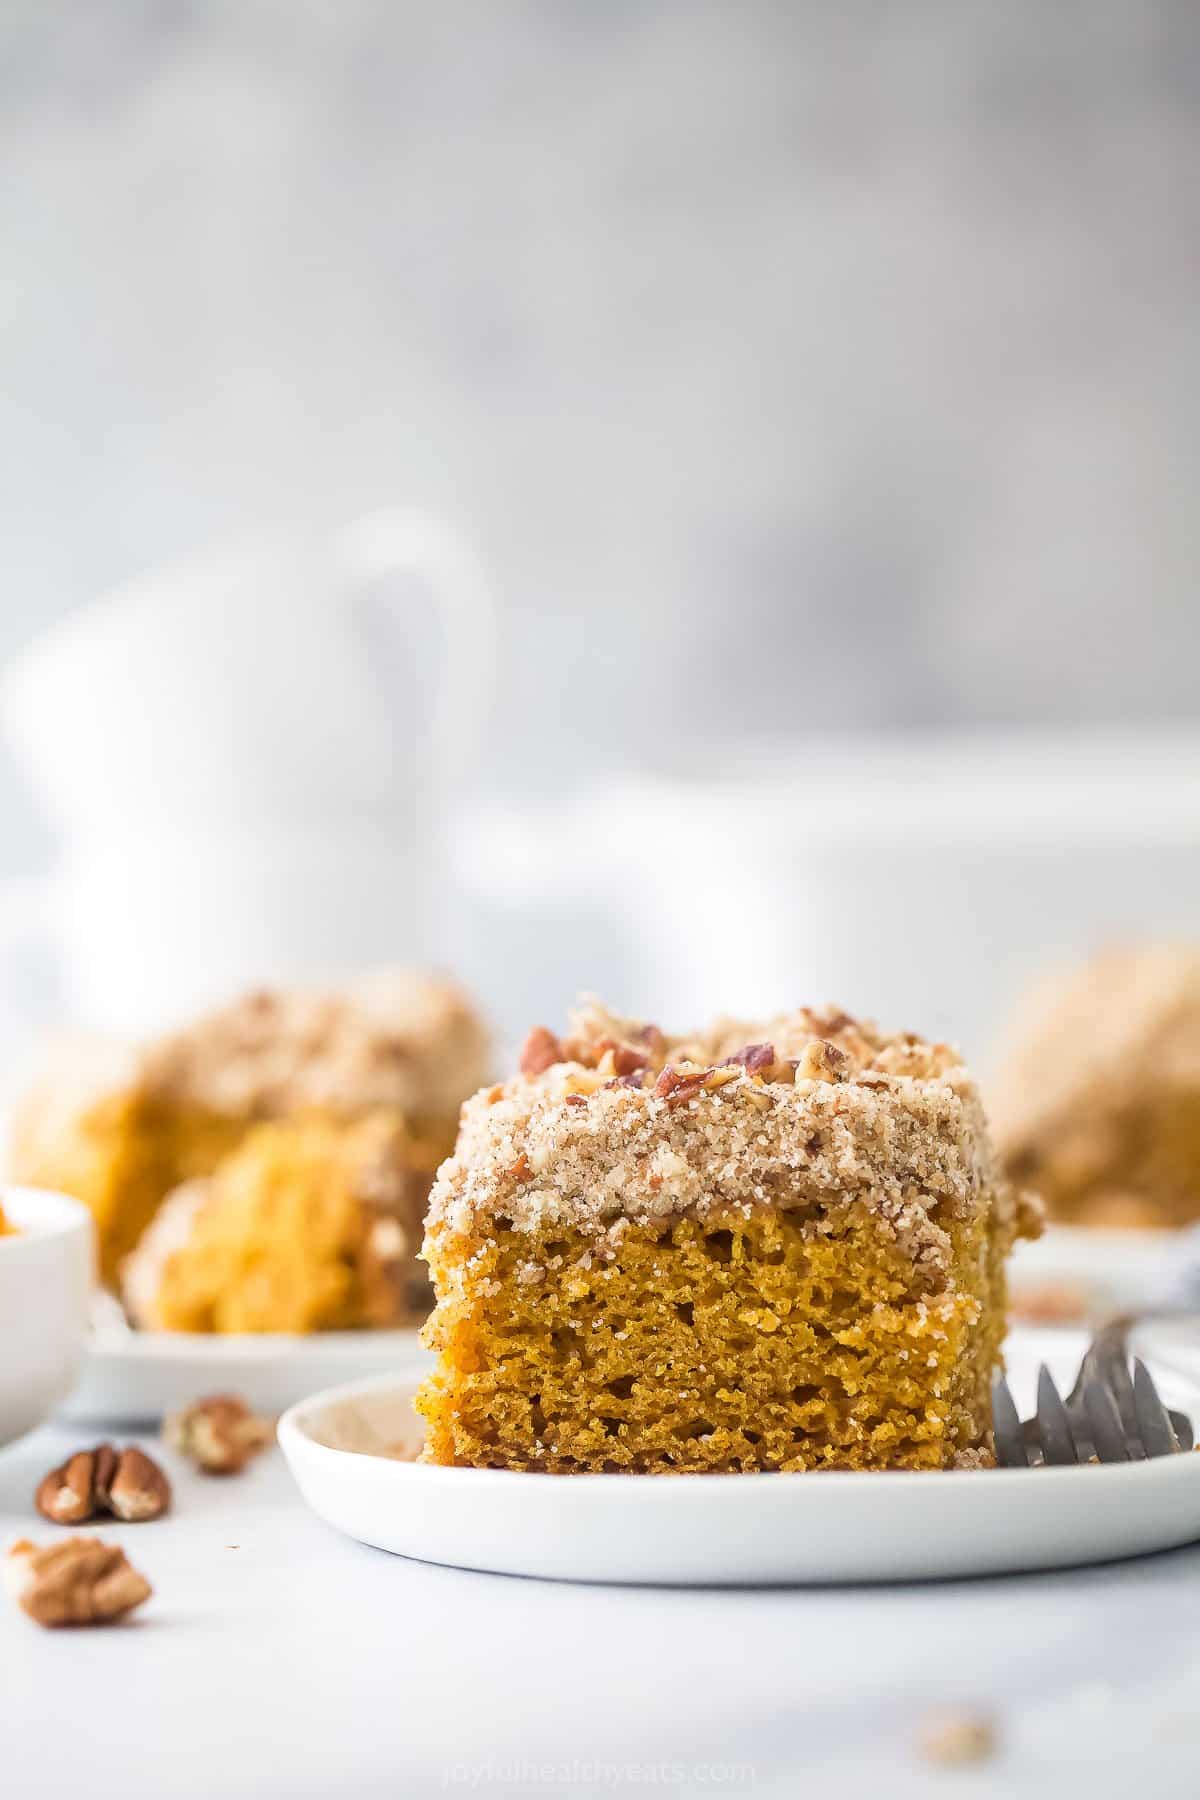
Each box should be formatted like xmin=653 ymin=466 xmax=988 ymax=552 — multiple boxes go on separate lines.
xmin=2 ymin=0 xmax=1199 ymax=1044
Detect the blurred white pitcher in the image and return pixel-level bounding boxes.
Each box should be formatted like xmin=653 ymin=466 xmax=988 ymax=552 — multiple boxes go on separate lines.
xmin=0 ymin=512 xmax=495 ymax=1034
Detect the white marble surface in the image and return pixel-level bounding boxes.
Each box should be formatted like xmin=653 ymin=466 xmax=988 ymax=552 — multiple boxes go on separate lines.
xmin=4 ymin=1414 xmax=1200 ymax=1799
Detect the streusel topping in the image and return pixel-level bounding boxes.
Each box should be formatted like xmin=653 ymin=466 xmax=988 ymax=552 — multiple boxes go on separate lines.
xmin=142 ymin=970 xmax=490 ymax=1121
xmin=426 ymin=999 xmax=1027 ymax=1266
xmin=991 ymin=943 xmax=1200 ymax=1155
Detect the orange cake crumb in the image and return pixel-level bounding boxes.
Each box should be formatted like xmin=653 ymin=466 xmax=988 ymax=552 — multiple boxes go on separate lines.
xmin=417 ymin=999 xmax=1041 ymax=1473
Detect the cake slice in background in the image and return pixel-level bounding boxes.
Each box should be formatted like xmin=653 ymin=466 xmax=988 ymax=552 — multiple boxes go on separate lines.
xmin=8 ymin=970 xmax=489 ymax=1312
xmin=122 ymin=1111 xmax=432 ymax=1332
xmin=991 ymin=944 xmax=1200 ymax=1229
xmin=417 ymin=998 xmax=1040 ymax=1473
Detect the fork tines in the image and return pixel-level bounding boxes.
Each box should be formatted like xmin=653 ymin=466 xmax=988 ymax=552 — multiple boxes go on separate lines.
xmin=1132 ymin=1357 xmax=1183 ymax=1458
xmin=1036 ymin=1365 xmax=1080 ymax=1466
xmin=992 ymin=1350 xmax=1190 ymax=1469
xmin=1082 ymin=1377 xmax=1130 ymax=1463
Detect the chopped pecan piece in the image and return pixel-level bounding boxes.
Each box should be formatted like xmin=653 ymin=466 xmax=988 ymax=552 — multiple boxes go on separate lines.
xmin=603 ymin=1070 xmax=648 ymax=1091
xmin=35 ymin=1445 xmax=170 ymax=1525
xmin=586 ymin=1035 xmax=649 ymax=1078
xmin=702 ymin=1066 xmax=740 ymax=1091
xmin=518 ymin=1026 xmax=563 ymax=1077
xmin=5 ymin=1536 xmax=152 ymax=1627
xmin=164 ymin=1394 xmax=274 ymax=1475
xmin=653 ymin=1065 xmax=707 ymax=1107
xmin=727 ymin=1042 xmax=776 ymax=1075
xmin=794 ymin=1039 xmax=849 ymax=1083
xmin=811 ymin=1009 xmax=853 ymax=1036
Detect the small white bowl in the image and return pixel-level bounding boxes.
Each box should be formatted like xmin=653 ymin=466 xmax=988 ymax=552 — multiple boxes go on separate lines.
xmin=0 ymin=1186 xmax=93 ymax=1446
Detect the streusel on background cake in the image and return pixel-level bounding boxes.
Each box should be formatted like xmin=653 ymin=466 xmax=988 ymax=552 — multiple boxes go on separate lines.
xmin=9 ymin=970 xmax=489 ymax=1324
xmin=993 ymin=944 xmax=1200 ymax=1229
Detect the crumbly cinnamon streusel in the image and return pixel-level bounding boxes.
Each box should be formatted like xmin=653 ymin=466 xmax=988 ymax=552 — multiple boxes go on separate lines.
xmin=142 ymin=970 xmax=489 ymax=1123
xmin=429 ymin=997 xmax=1026 ymax=1268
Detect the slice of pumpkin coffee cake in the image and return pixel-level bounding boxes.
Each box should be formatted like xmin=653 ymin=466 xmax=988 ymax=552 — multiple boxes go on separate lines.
xmin=417 ymin=1000 xmax=1040 ymax=1473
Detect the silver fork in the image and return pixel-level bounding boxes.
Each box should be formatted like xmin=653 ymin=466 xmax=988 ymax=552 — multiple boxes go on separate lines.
xmin=992 ymin=1319 xmax=1195 ymax=1468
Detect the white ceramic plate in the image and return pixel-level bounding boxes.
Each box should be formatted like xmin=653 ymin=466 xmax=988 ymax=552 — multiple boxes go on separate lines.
xmin=60 ymin=1315 xmax=432 ymax=1424
xmin=278 ymin=1328 xmax=1200 ymax=1586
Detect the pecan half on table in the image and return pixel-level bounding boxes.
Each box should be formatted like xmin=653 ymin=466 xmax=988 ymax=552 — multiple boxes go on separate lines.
xmin=35 ymin=1445 xmax=171 ymax=1524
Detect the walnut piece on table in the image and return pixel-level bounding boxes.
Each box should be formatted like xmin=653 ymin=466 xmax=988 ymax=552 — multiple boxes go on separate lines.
xmin=36 ymin=1445 xmax=171 ymax=1525
xmin=916 ymin=1709 xmax=997 ymax=1767
xmin=5 ymin=1536 xmax=152 ymax=1627
xmin=164 ymin=1393 xmax=274 ymax=1474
